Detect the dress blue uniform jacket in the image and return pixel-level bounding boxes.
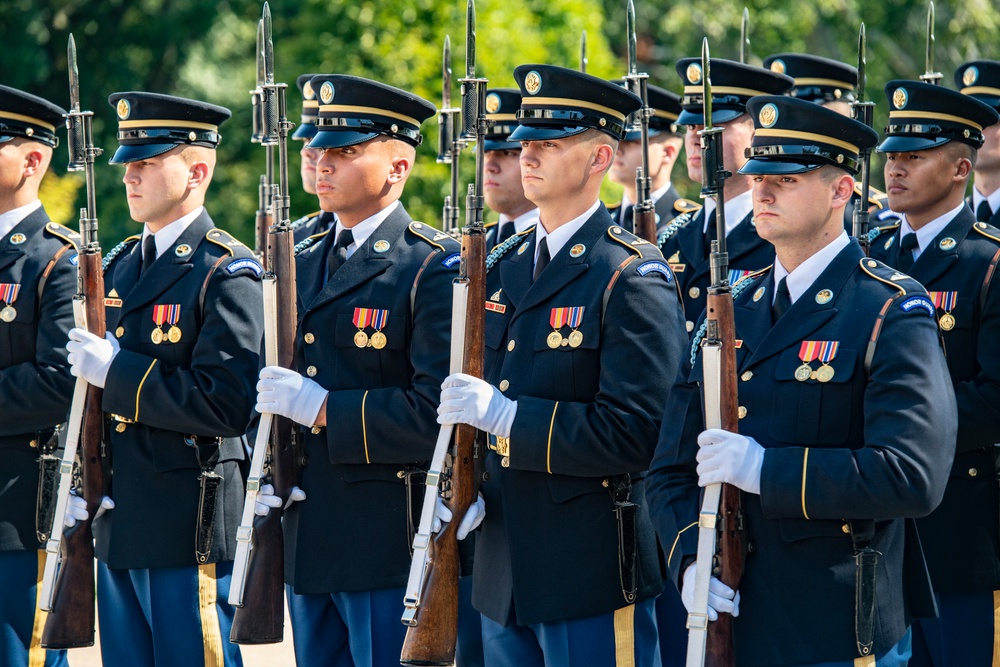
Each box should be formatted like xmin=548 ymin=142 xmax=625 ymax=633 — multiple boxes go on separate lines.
xmin=282 ymin=204 xmax=461 ymax=595
xmin=870 ymin=206 xmax=1000 ymax=593
xmin=473 ymin=205 xmax=687 ymax=627
xmin=96 ymin=211 xmax=263 ymax=569
xmin=0 ymin=206 xmax=77 ymax=553
xmin=608 ymin=185 xmax=686 ymax=236
xmin=648 ymin=241 xmax=957 ymax=666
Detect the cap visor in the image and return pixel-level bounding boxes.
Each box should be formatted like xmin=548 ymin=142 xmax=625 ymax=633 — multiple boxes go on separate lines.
xmin=677 ymin=109 xmax=745 ymax=127
xmin=308 ymin=129 xmax=379 ymax=150
xmin=484 ymin=139 xmax=522 ymax=151
xmin=109 ymin=143 xmax=179 ymax=165
xmin=507 ymin=124 xmax=589 ymax=141
xmin=0 ymin=135 xmax=14 ymax=144
xmin=738 ymin=158 xmax=823 ymax=175
xmin=292 ymin=123 xmax=318 ymax=141
xmin=875 ymin=135 xmax=950 ymax=153
xmin=623 ymin=128 xmax=663 ymax=142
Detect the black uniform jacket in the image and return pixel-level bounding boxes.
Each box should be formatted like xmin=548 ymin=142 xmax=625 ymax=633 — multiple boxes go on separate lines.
xmin=292 ymin=210 xmax=336 ymax=245
xmin=608 ymin=185 xmax=686 ymax=236
xmin=96 ymin=211 xmax=263 ymax=569
xmin=283 ymin=204 xmax=461 ymax=595
xmin=472 ymin=205 xmax=687 ymax=627
xmin=870 ymin=206 xmax=1000 ymax=593
xmin=0 ymin=207 xmax=77 ymax=552
xmin=648 ymin=241 xmax=957 ymax=666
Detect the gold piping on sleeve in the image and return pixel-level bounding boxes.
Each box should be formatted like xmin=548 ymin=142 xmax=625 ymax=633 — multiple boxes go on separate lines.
xmin=666 ymin=521 xmax=699 ymax=568
xmin=546 ymin=402 xmax=559 ymax=474
xmin=362 ymin=390 xmax=370 ymax=464
xmin=134 ymin=359 xmax=158 ymax=421
xmin=801 ymin=448 xmax=811 ymax=520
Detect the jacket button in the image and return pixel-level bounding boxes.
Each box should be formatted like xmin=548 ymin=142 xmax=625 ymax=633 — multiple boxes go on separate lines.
xmin=29 ymin=439 xmax=37 ymax=449
xmin=842 ymin=523 xmax=850 ymax=534
xmin=499 ymin=379 xmax=509 ymax=391
xmin=738 ymin=406 xmax=747 ymax=419
xmin=689 ymin=286 xmax=701 ymax=299
xmin=304 ymin=333 xmax=315 ymax=344
xmin=115 ymin=326 xmax=124 ymax=337
xmin=747 ymin=541 xmax=756 ymax=553
xmin=969 ymin=468 xmax=978 ymax=477
xmin=507 ymin=340 xmax=515 ymax=352
xmin=741 ymin=371 xmax=753 ymax=382
xmin=116 ymin=423 xmax=127 ymax=433
xmin=306 ymin=366 xmax=318 ymax=377
xmin=686 ymin=320 xmax=694 ymax=332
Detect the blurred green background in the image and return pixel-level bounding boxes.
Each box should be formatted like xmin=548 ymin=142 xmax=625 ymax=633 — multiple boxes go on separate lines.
xmin=4 ymin=0 xmax=999 ymax=247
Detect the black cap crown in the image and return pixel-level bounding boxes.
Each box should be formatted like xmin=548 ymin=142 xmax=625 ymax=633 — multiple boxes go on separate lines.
xmin=612 ymin=81 xmax=683 ymax=140
xmin=108 ymin=92 xmax=231 ymax=164
xmin=484 ymin=88 xmax=522 ymax=151
xmin=0 ymin=84 xmax=66 ymax=148
xmin=877 ymin=79 xmax=1000 ymax=153
xmin=763 ymin=53 xmax=858 ymax=104
xmin=739 ymin=95 xmax=878 ymax=175
xmin=307 ymin=75 xmax=435 ymax=150
xmin=955 ymin=60 xmax=1000 ymax=111
xmin=292 ymin=73 xmax=322 ymax=141
xmin=675 ymin=58 xmax=794 ymax=126
xmin=509 ymin=65 xmax=641 ymax=142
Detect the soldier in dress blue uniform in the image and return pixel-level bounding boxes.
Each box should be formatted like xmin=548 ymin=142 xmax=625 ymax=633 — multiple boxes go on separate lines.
xmin=607 ymin=83 xmax=694 ymax=236
xmin=866 ymin=79 xmax=1000 ymax=667
xmin=436 ymin=64 xmax=688 ymax=666
xmin=483 ymin=88 xmax=538 ymax=250
xmin=957 ymin=61 xmax=1000 ymax=227
xmin=647 ymin=95 xmax=957 ymax=666
xmin=659 ymin=58 xmax=792 ymax=335
xmin=0 ymin=85 xmax=73 ymax=667
xmin=64 ymin=92 xmax=263 ymax=667
xmin=290 ymin=73 xmax=336 ymax=244
xmin=251 ymin=74 xmax=463 ymax=667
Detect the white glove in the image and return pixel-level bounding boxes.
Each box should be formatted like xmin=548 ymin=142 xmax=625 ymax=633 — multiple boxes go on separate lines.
xmin=431 ymin=494 xmax=485 ymax=540
xmin=63 ymin=493 xmax=115 ymax=528
xmin=437 ymin=373 xmax=517 ymax=438
xmin=682 ymin=561 xmax=740 ymax=621
xmin=256 ymin=366 xmax=328 ymax=427
xmin=67 ymin=328 xmax=120 ymax=388
xmin=696 ymin=428 xmax=765 ymax=495
xmin=253 ymin=483 xmax=306 ymax=516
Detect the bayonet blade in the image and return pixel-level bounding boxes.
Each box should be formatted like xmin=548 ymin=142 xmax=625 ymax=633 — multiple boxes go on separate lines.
xmin=925 ymin=1 xmax=934 ymax=77
xmin=580 ymin=30 xmax=588 ymax=73
xmin=68 ymin=34 xmax=80 ymax=112
xmin=627 ymin=0 xmax=637 ymax=75
xmin=702 ymin=38 xmax=713 ymax=132
xmin=443 ymin=35 xmax=452 ymax=109
xmin=740 ymin=8 xmax=749 ymax=64
xmin=256 ymin=19 xmax=266 ymax=88
xmin=857 ymin=23 xmax=866 ymax=105
xmin=465 ymin=0 xmax=476 ymax=80
xmin=262 ymin=2 xmax=275 ymax=85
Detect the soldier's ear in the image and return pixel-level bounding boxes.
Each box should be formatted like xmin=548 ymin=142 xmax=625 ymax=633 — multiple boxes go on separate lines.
xmin=592 ymin=142 xmax=615 ymax=174
xmin=187 ymin=161 xmax=210 ymax=189
xmin=387 ymin=155 xmax=411 ymax=184
xmin=831 ymin=172 xmax=855 ymax=208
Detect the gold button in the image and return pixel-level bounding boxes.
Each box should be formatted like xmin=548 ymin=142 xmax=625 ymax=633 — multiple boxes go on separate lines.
xmin=969 ymin=468 xmax=978 ymax=477
xmin=685 ymin=320 xmax=694 ymax=332
xmin=738 ymin=406 xmax=748 ymax=419
xmin=602 ymin=478 xmax=610 ymax=488
xmin=741 ymin=371 xmax=753 ymax=382
xmin=689 ymin=286 xmax=701 ymax=299
xmin=115 ymin=326 xmax=124 ymax=337
xmin=507 ymin=340 xmax=516 ymax=352
xmin=311 ymin=426 xmax=321 ymax=434
xmin=842 ymin=523 xmax=850 ymax=534
xmin=116 ymin=423 xmax=127 ymax=433
xmin=499 ymin=379 xmax=509 ymax=391
xmin=304 ymin=333 xmax=315 ymax=344
xmin=29 ymin=439 xmax=38 ymax=449
xmin=306 ymin=365 xmax=318 ymax=377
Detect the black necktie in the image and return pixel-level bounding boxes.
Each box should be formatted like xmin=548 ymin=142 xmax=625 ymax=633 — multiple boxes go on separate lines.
xmin=497 ymin=221 xmax=516 ymax=244
xmin=326 ymin=228 xmax=354 ymax=282
xmin=977 ymin=200 xmax=993 ymax=224
xmin=533 ymin=236 xmax=550 ymax=282
xmin=898 ymin=233 xmax=919 ymax=273
xmin=141 ymin=234 xmax=157 ymax=276
xmin=772 ymin=277 xmax=791 ymax=323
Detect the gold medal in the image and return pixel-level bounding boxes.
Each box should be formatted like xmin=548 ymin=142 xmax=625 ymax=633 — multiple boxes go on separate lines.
xmin=939 ymin=313 xmax=955 ymax=331
xmin=370 ymin=331 xmax=387 ymax=349
xmin=815 ymin=365 xmax=835 ymax=383
xmin=547 ymin=331 xmax=562 ymax=349
xmin=0 ymin=305 xmax=15 ymax=322
xmin=794 ymin=364 xmax=812 ymax=382
xmin=167 ymin=326 xmax=182 ymax=343
xmin=568 ymin=330 xmax=583 ymax=348
xmin=354 ymin=331 xmax=369 ymax=348
xmin=151 ymin=327 xmax=164 ymax=344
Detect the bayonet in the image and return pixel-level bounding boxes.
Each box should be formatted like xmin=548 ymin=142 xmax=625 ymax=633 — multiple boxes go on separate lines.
xmin=437 ymin=35 xmax=463 ymax=234
xmin=624 ymin=0 xmax=656 ymax=242
xmin=580 ymin=30 xmax=588 ymax=73
xmin=920 ymin=1 xmax=941 ymax=85
xmin=262 ymin=3 xmax=275 ymax=85
xmin=740 ymin=8 xmax=750 ymax=64
xmin=852 ymin=23 xmax=875 ymax=254
xmin=68 ymin=35 xmax=81 ymax=115
xmin=627 ymin=0 xmax=638 ymax=77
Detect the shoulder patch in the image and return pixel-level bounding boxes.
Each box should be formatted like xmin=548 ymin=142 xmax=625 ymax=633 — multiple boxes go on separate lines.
xmin=205 ymin=229 xmax=248 ymax=256
xmin=102 ymin=235 xmax=141 ymax=272
xmin=442 ymin=252 xmax=461 ymax=268
xmin=295 ymin=228 xmax=332 ymax=255
xmin=486 ymin=227 xmax=534 ymax=271
xmin=407 ymin=221 xmax=455 ymax=251
xmin=225 ymin=257 xmax=264 ymax=277
xmin=674 ymin=198 xmax=702 ymax=214
xmin=636 ymin=260 xmax=673 ymax=282
xmin=858 ymin=257 xmax=925 ymax=296
xmin=899 ymin=294 xmax=935 ymax=317
xmin=972 ymin=221 xmax=1000 ymax=244
xmin=44 ymin=221 xmax=81 ymax=249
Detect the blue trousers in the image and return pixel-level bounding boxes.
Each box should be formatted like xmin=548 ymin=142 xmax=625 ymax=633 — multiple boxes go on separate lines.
xmin=0 ymin=550 xmax=68 ymax=667
xmin=654 ymin=584 xmax=688 ymax=666
xmin=480 ymin=598 xmax=660 ymax=667
xmin=911 ymin=591 xmax=996 ymax=666
xmin=458 ymin=574 xmax=486 ymax=667
xmin=97 ymin=560 xmax=242 ymax=667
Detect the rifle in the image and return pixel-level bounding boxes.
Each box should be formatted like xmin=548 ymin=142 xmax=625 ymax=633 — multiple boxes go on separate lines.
xmin=740 ymin=8 xmax=750 ymax=64
xmin=851 ymin=24 xmax=875 ymax=255
xmin=580 ymin=30 xmax=588 ymax=73
xmin=437 ymin=35 xmax=463 ymax=236
xmin=919 ymin=1 xmax=941 ymax=85
xmin=39 ymin=33 xmax=106 ymax=649
xmin=251 ymin=17 xmax=274 ymax=270
xmin=685 ymin=39 xmax=744 ymax=667
xmin=229 ymin=2 xmax=300 ymax=644
xmin=624 ymin=0 xmax=657 ymax=244
xmin=400 ymin=1 xmax=487 ymax=663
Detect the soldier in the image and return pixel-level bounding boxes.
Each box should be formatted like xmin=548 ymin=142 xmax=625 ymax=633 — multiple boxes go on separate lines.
xmin=0 ymin=85 xmax=74 ymax=667
xmin=868 ymin=79 xmax=1000 ymax=666
xmin=436 ymin=64 xmax=687 ymax=665
xmin=660 ymin=58 xmax=792 ymax=335
xmin=607 ymin=83 xmax=694 ymax=235
xmin=483 ymin=88 xmax=538 ymax=250
xmin=252 ymin=74 xmax=462 ymax=667
xmin=290 ymin=73 xmax=336 ymax=243
xmin=647 ymin=94 xmax=957 ymax=666
xmin=64 ymin=92 xmax=263 ymax=666
xmin=957 ymin=61 xmax=1000 ymax=226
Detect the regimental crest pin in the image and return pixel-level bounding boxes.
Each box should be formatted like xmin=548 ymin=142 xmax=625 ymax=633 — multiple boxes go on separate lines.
xmin=117 ymin=98 xmax=130 ymax=120
xmin=569 ymin=244 xmax=585 ymax=258
xmin=815 ymin=289 xmax=833 ymax=304
xmin=373 ymin=240 xmax=390 ymax=253
xmin=939 ymin=237 xmax=957 ymax=251
xmin=753 ymin=286 xmax=766 ymax=302
xmin=884 ymin=235 xmax=895 ymax=250
xmin=517 ymin=242 xmax=529 ymax=255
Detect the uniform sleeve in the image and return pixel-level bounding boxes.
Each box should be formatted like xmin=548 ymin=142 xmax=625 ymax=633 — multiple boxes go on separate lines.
xmin=324 ymin=249 xmax=456 ymax=465
xmin=760 ymin=299 xmax=956 ymax=520
xmin=0 ymin=245 xmax=76 ymax=434
xmin=510 ymin=261 xmax=688 ymax=476
xmin=953 ymin=271 xmax=1000 ymax=452
xmin=102 ymin=257 xmax=264 ymax=436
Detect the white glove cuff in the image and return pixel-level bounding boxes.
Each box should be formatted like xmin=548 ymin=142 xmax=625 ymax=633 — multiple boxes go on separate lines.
xmin=295 ymin=380 xmax=329 ymax=427
xmin=493 ymin=399 xmax=517 ymax=439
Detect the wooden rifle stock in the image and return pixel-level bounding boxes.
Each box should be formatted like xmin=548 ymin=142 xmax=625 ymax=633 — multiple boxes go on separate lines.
xmin=633 ymin=205 xmax=658 ymax=244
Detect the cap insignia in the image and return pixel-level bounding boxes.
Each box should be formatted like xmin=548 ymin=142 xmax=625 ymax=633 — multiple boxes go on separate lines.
xmin=117 ymin=98 xmax=131 ymax=120
xmin=486 ymin=93 xmax=501 ymax=114
xmin=303 ymin=80 xmax=315 ymax=100
xmin=525 ymin=71 xmax=542 ymax=95
xmin=892 ymin=87 xmax=908 ymax=109
xmin=758 ymin=103 xmax=779 ymax=128
xmin=686 ymin=63 xmax=702 ymax=84
xmin=770 ymin=59 xmax=786 ymax=75
xmin=963 ymin=66 xmax=979 ymax=87
xmin=320 ymin=81 xmax=335 ymax=105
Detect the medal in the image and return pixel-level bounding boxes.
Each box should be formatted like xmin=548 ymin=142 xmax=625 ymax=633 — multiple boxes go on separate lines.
xmin=152 ymin=304 xmax=182 ymax=344
xmin=796 ymin=341 xmax=840 ymax=382
xmin=151 ymin=304 xmax=169 ymax=344
xmin=568 ymin=330 xmax=584 ymax=348
xmin=547 ymin=331 xmax=562 ymax=349
xmin=370 ymin=331 xmax=387 ymax=349
xmin=151 ymin=327 xmax=164 ymax=344
xmin=939 ymin=313 xmax=955 ymax=331
xmin=354 ymin=331 xmax=369 ymax=348
xmin=352 ymin=307 xmax=389 ymax=349
xmin=794 ymin=364 xmax=812 ymax=382
xmin=0 ymin=284 xmax=21 ymax=323
xmin=164 ymin=304 xmax=182 ymax=343
xmin=168 ymin=326 xmax=182 ymax=343
xmin=815 ymin=365 xmax=836 ymax=383
xmin=549 ymin=306 xmax=585 ymax=350
xmin=929 ymin=292 xmax=958 ymax=331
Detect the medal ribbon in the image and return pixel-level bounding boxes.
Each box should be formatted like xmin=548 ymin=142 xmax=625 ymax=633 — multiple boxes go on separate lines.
xmin=353 ymin=307 xmax=374 ymax=329
xmin=371 ymin=309 xmax=389 ymax=330
xmin=798 ymin=340 xmax=820 ymax=363
xmin=928 ymin=291 xmax=957 ymax=311
xmin=728 ymin=269 xmax=752 ymax=286
xmin=0 ymin=283 xmax=21 ymax=304
xmin=550 ymin=307 xmax=585 ymax=329
xmin=152 ymin=304 xmax=168 ymax=326
xmin=817 ymin=341 xmax=839 ymax=364
xmin=567 ymin=306 xmax=584 ymax=328
xmin=165 ymin=304 xmax=181 ymax=325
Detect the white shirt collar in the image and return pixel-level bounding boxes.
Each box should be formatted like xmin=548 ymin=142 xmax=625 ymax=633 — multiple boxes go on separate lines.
xmin=619 ymin=181 xmax=673 ymax=210
xmin=772 ymin=231 xmax=850 ymax=305
xmin=898 ymin=201 xmax=966 ymax=260
xmin=334 ymin=200 xmax=399 ymax=258
xmin=972 ymin=185 xmax=1000 ymax=218
xmin=0 ymin=200 xmax=42 ymax=241
xmin=535 ymin=200 xmax=601 ymax=267
xmin=142 ymin=206 xmax=204 ymax=259
xmin=702 ymin=190 xmax=754 ymax=237
xmin=498 ymin=207 xmax=540 ymax=236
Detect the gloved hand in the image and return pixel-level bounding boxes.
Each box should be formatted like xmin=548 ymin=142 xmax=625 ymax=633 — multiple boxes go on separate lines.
xmin=67 ymin=328 xmax=120 ymax=388
xmin=696 ymin=428 xmax=765 ymax=495
xmin=437 ymin=373 xmax=517 ymax=438
xmin=256 ymin=366 xmax=328 ymax=427
xmin=682 ymin=561 xmax=740 ymax=621
xmin=63 ymin=493 xmax=115 ymax=528
xmin=431 ymin=494 xmax=485 ymax=540
xmin=253 ymin=483 xmax=306 ymax=517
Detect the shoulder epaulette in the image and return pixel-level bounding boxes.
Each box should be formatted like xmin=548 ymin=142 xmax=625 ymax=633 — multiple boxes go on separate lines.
xmin=673 ymin=198 xmax=702 ymax=214
xmin=859 ymin=257 xmax=925 ymax=295
xmin=290 ymin=211 xmax=321 ymax=231
xmin=854 ymin=182 xmax=887 ymax=209
xmin=657 ymin=209 xmax=698 ymax=247
xmin=484 ymin=219 xmax=498 ymax=229
xmin=44 ymin=221 xmax=81 ymax=249
xmin=486 ymin=227 xmax=534 ymax=271
xmin=689 ymin=267 xmax=770 ymax=367
xmin=607 ymin=225 xmax=655 ymax=258
xmin=294 ymin=228 xmax=332 ymax=255
xmin=407 ymin=221 xmax=456 ymax=251
xmin=205 ymin=229 xmax=249 ymax=256
xmin=102 ymin=235 xmax=141 ymax=271
xmin=972 ymin=221 xmax=1000 ymax=244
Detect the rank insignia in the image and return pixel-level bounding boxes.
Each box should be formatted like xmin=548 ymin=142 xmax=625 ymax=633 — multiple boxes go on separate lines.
xmin=0 ymin=283 xmax=21 ymax=322
xmin=929 ymin=291 xmax=958 ymax=330
xmin=151 ymin=304 xmax=182 ymax=344
xmin=353 ymin=307 xmax=389 ymax=349
xmin=795 ymin=340 xmax=839 ymax=383
xmin=547 ymin=306 xmax=585 ymax=349
xmin=9 ymin=233 xmax=26 ymax=245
